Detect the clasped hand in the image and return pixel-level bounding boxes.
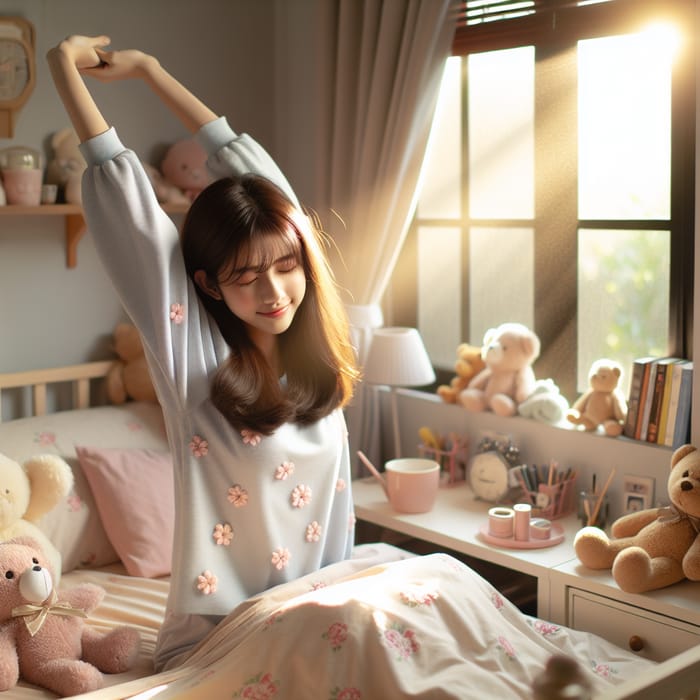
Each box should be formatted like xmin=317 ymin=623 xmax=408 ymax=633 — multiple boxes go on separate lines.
xmin=54 ymin=35 xmax=156 ymax=82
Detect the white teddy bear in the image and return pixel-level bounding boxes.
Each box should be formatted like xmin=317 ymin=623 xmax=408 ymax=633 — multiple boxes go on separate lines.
xmin=0 ymin=452 xmax=73 ymax=584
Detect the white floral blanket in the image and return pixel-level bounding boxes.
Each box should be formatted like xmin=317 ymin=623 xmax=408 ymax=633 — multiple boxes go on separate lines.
xmin=81 ymin=551 xmax=652 ymax=700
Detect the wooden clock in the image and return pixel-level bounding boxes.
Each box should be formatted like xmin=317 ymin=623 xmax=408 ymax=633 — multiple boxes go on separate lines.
xmin=0 ymin=16 xmax=36 ymax=138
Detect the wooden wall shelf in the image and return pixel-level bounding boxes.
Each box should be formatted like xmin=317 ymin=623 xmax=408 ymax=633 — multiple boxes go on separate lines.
xmin=0 ymin=202 xmax=190 ymax=268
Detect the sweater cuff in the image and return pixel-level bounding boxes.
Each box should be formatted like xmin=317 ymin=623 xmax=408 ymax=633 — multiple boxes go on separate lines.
xmin=196 ymin=116 xmax=238 ymax=156
xmin=79 ymin=127 xmax=126 ymax=166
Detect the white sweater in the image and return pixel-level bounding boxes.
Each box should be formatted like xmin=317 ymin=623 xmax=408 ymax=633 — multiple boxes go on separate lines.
xmin=79 ymin=118 xmax=354 ymax=642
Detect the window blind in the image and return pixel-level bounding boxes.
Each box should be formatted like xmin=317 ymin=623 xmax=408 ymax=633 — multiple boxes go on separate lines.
xmin=452 ymin=0 xmax=693 ymax=54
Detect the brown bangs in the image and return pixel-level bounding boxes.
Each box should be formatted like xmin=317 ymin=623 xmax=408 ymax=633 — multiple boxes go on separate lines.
xmin=218 ymin=221 xmax=304 ymax=284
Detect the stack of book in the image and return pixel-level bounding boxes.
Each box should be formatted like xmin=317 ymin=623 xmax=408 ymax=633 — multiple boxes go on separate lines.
xmin=623 ymin=357 xmax=693 ymax=447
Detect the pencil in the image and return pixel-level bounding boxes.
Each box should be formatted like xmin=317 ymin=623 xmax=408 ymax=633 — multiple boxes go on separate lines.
xmin=590 ymin=468 xmax=616 ymax=527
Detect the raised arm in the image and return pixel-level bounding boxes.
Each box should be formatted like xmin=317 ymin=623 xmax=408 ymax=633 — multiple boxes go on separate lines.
xmin=47 ymin=35 xmax=218 ymax=142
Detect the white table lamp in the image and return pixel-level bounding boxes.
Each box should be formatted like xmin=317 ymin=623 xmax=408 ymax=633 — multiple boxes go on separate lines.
xmin=363 ymin=327 xmax=436 ymax=457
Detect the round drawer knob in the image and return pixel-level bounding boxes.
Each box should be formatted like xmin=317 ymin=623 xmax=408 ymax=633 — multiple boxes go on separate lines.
xmin=629 ymin=635 xmax=645 ymax=652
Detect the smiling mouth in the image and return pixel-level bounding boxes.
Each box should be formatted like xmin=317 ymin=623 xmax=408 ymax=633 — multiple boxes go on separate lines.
xmin=259 ymin=305 xmax=290 ymax=319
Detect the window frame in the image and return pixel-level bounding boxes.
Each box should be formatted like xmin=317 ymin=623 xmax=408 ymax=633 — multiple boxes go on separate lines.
xmin=388 ymin=0 xmax=695 ymax=399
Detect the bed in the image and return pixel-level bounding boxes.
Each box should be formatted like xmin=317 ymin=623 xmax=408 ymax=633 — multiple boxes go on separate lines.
xmin=1 ymin=362 xmax=699 ymax=699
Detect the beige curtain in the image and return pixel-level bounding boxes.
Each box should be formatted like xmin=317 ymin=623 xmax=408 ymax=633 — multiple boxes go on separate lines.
xmin=275 ymin=0 xmax=457 ymax=470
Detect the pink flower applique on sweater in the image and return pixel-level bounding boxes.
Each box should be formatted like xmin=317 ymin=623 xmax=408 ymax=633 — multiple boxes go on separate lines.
xmin=212 ymin=522 xmax=233 ymax=546
xmin=271 ymin=547 xmax=290 ymax=570
xmin=274 ymin=461 xmax=295 ymax=480
xmin=305 ymin=521 xmax=322 ymax=542
xmin=196 ymin=570 xmax=217 ymax=595
xmin=290 ymin=484 xmax=312 ymax=508
xmin=189 ymin=435 xmax=209 ymax=457
xmin=227 ymin=484 xmax=249 ymax=507
xmin=241 ymin=429 xmax=262 ymax=446
xmin=336 ymin=478 xmax=346 ymax=492
xmin=169 ymin=302 xmax=185 ymax=324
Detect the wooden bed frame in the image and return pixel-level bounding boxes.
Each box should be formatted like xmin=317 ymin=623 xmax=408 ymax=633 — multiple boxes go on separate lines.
xmin=0 ymin=361 xmax=112 ymax=421
xmin=1 ymin=362 xmax=700 ymax=699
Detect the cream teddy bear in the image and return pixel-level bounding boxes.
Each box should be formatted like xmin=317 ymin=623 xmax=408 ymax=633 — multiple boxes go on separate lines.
xmin=567 ymin=359 xmax=627 ymax=437
xmin=0 ymin=453 xmax=73 ymax=584
xmin=459 ymin=323 xmax=540 ymax=417
xmin=575 ymin=444 xmax=700 ymax=593
xmin=45 ymin=128 xmax=86 ymax=204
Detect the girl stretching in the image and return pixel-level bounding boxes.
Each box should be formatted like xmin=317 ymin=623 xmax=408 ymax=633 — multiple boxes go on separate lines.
xmin=47 ymin=35 xmax=360 ymax=671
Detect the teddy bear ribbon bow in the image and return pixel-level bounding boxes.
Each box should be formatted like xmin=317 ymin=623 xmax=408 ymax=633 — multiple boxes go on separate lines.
xmin=11 ymin=590 xmax=88 ymax=636
xmin=657 ymin=504 xmax=700 ymax=534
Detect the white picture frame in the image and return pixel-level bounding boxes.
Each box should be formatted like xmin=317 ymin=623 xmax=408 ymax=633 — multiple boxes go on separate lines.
xmin=622 ymin=474 xmax=655 ymax=514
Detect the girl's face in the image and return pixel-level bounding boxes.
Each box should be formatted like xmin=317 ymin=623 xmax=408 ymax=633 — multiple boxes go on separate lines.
xmin=203 ymin=226 xmax=307 ymax=345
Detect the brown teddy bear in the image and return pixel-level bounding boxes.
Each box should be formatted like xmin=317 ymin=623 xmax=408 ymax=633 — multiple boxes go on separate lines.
xmin=436 ymin=343 xmax=486 ymax=404
xmin=459 ymin=323 xmax=540 ymax=417
xmin=0 ymin=537 xmax=140 ymax=696
xmin=567 ymin=359 xmax=627 ymax=437
xmin=574 ymin=444 xmax=700 ymax=593
xmin=106 ymin=323 xmax=158 ymax=405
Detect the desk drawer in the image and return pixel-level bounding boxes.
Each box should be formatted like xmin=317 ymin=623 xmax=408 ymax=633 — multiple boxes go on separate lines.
xmin=568 ymin=587 xmax=700 ymax=662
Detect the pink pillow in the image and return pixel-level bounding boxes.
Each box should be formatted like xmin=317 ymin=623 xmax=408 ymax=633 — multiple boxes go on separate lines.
xmin=76 ymin=446 xmax=174 ymax=578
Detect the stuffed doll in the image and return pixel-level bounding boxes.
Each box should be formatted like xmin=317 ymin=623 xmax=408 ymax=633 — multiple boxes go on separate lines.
xmin=436 ymin=343 xmax=486 ymax=403
xmin=574 ymin=444 xmax=700 ymax=593
xmin=160 ymin=138 xmax=213 ymax=201
xmin=0 ymin=537 xmax=140 ymax=696
xmin=106 ymin=322 xmax=159 ymax=405
xmin=459 ymin=322 xmax=540 ymax=417
xmin=0 ymin=453 xmax=73 ymax=584
xmin=567 ymin=359 xmax=627 ymax=437
xmin=45 ymin=128 xmax=86 ymax=204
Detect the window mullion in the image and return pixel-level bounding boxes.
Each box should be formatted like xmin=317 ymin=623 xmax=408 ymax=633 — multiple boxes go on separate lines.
xmin=533 ymin=41 xmax=579 ymax=400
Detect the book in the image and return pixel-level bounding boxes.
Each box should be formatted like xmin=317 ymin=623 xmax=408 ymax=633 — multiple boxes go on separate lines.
xmin=662 ymin=360 xmax=690 ymax=447
xmin=647 ymin=358 xmax=681 ymax=443
xmin=637 ymin=358 xmax=664 ymax=441
xmin=671 ymin=362 xmax=693 ymax=449
xmin=656 ymin=359 xmax=685 ymax=445
xmin=623 ymin=357 xmax=655 ymax=439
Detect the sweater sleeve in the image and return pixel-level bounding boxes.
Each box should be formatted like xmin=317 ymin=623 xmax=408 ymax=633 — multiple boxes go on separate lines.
xmin=79 ymin=128 xmax=225 ymax=409
xmin=196 ymin=117 xmax=300 ymax=208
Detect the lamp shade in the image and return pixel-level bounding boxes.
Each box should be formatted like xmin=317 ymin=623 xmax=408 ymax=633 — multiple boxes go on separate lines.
xmin=363 ymin=327 xmax=436 ymax=387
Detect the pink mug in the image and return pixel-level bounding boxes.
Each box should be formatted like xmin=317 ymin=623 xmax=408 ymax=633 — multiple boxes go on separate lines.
xmin=384 ymin=458 xmax=440 ymax=514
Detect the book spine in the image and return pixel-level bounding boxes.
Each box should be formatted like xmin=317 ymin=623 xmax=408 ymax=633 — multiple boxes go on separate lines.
xmin=624 ymin=358 xmax=652 ymax=439
xmin=663 ymin=361 xmax=687 ymax=447
xmin=636 ymin=361 xmax=658 ymax=441
xmin=646 ymin=361 xmax=668 ymax=443
xmin=672 ymin=364 xmax=694 ymax=449
xmin=657 ymin=361 xmax=678 ymax=444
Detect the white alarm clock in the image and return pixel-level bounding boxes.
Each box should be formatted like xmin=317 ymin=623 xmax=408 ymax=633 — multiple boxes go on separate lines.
xmin=469 ymin=450 xmax=511 ymax=503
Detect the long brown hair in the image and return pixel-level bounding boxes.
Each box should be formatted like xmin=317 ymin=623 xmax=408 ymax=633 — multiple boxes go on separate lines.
xmin=181 ymin=175 xmax=358 ymax=434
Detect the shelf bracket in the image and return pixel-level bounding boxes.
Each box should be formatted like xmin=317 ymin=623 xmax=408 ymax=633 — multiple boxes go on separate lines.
xmin=65 ymin=213 xmax=86 ymax=268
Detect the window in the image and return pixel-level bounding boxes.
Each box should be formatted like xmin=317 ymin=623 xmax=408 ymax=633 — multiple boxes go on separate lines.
xmin=387 ymin=0 xmax=695 ymax=400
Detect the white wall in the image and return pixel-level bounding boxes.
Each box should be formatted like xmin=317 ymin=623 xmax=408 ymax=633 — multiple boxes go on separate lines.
xmin=0 ymin=0 xmax=277 ymax=371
